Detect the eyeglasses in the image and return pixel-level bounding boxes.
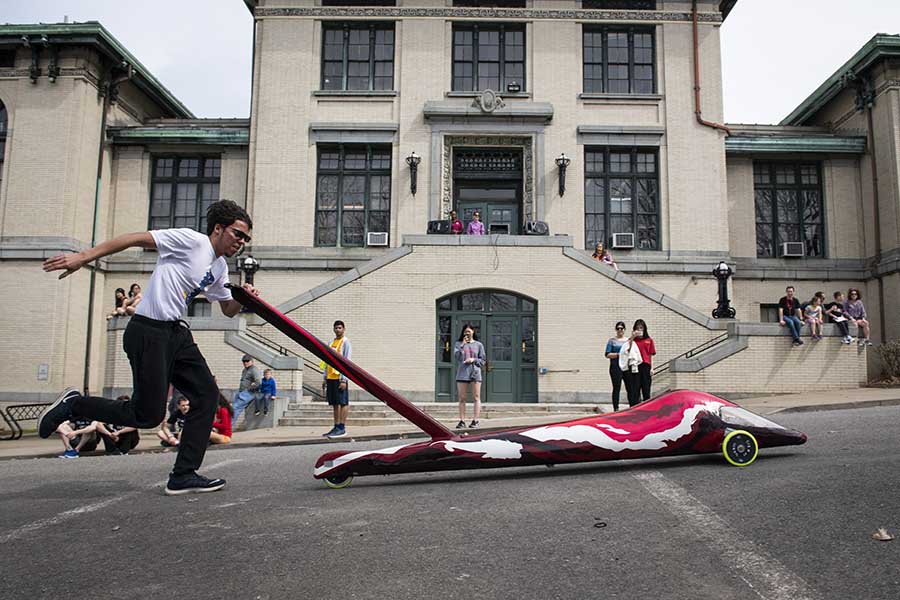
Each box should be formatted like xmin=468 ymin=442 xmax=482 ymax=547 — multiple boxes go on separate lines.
xmin=616 ymin=326 xmax=625 ymax=330
xmin=228 ymin=227 xmax=252 ymax=243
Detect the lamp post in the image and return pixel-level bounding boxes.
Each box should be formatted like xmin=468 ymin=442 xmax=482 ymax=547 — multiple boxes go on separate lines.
xmin=711 ymin=261 xmax=736 ymax=319
xmin=405 ymin=151 xmax=421 ymax=195
xmin=237 ymin=255 xmax=260 ymax=286
xmin=555 ymin=153 xmax=571 ymax=196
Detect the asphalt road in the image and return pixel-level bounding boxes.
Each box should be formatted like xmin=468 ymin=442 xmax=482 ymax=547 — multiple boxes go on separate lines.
xmin=1 ymin=407 xmax=898 ymax=600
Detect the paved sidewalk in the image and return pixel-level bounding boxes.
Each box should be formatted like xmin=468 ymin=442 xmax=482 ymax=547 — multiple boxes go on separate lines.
xmin=1 ymin=387 xmax=898 ymax=461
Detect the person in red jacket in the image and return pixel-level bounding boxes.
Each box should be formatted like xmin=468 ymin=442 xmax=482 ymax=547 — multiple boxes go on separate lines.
xmin=210 ymin=393 xmax=233 ymax=445
xmin=630 ymin=319 xmax=656 ymax=403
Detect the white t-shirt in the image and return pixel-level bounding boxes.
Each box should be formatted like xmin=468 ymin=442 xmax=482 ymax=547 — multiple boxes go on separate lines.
xmin=135 ymin=228 xmax=232 ymax=321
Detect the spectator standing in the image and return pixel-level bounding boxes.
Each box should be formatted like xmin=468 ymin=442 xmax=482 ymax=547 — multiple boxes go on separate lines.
xmin=631 ymin=319 xmax=656 ymax=402
xmin=825 ymin=291 xmax=853 ymax=344
xmin=321 ymin=320 xmax=352 ymax=438
xmin=106 ymin=288 xmax=127 ymax=320
xmin=232 ymin=354 xmax=262 ymax=427
xmin=39 ymin=199 xmax=256 ymax=495
xmin=449 ymin=210 xmax=463 ymax=235
xmin=255 ymin=369 xmax=277 ymax=416
xmin=844 ymin=288 xmax=873 ymax=346
xmin=466 ymin=211 xmax=486 ymax=236
xmin=778 ymin=286 xmax=804 ymax=346
xmin=210 ymin=393 xmax=233 ymax=445
xmin=805 ymin=295 xmax=824 ymax=341
xmin=157 ymin=396 xmax=190 ymax=447
xmin=454 ymin=324 xmax=486 ymax=429
xmin=604 ymin=321 xmax=628 ymax=411
xmin=618 ymin=333 xmax=643 ymax=408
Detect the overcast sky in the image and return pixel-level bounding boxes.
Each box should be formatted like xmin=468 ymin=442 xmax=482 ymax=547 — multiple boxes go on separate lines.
xmin=4 ymin=1 xmax=899 ymax=123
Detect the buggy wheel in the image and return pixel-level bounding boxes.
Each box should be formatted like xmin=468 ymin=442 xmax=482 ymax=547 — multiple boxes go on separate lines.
xmin=323 ymin=473 xmax=353 ymax=489
xmin=722 ymin=430 xmax=758 ymax=467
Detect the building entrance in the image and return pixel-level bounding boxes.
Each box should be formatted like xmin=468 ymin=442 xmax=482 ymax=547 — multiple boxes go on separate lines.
xmin=436 ymin=290 xmax=537 ymax=403
xmin=452 ymin=147 xmax=523 ymax=234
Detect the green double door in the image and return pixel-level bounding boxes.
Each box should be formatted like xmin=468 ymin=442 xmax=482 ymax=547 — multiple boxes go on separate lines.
xmin=436 ymin=291 xmax=538 ymax=403
xmin=457 ymin=184 xmax=520 ymax=235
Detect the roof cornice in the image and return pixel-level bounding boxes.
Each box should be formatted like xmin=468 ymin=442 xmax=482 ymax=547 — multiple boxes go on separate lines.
xmin=0 ymin=22 xmax=194 ymax=118
xmin=781 ymin=33 xmax=900 ymax=126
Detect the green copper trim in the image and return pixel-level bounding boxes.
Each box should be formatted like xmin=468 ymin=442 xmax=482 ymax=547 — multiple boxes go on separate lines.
xmin=107 ymin=125 xmax=249 ymax=146
xmin=781 ymin=34 xmax=900 ymax=126
xmin=0 ymin=22 xmax=194 ymax=118
xmin=725 ymin=136 xmax=867 ymax=154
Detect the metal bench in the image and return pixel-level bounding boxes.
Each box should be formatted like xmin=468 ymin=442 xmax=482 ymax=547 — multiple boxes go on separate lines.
xmin=1 ymin=403 xmax=50 ymax=441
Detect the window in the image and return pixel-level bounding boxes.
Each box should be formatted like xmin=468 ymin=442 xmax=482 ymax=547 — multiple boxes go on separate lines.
xmin=753 ymin=162 xmax=824 ymax=258
xmin=583 ymin=0 xmax=656 ymax=8
xmin=452 ymin=24 xmax=525 ymax=92
xmin=188 ymin=298 xmax=212 ymax=318
xmin=321 ymin=23 xmax=395 ymax=91
xmin=759 ymin=303 xmax=780 ymax=323
xmin=0 ymin=101 xmax=8 ymax=190
xmin=584 ymin=147 xmax=659 ymax=250
xmin=316 ymin=145 xmax=391 ymax=247
xmin=0 ymin=50 xmax=14 ymax=68
xmin=453 ymin=1 xmax=526 ymax=6
xmin=149 ymin=157 xmax=221 ymax=232
xmin=583 ymin=27 xmax=655 ymax=94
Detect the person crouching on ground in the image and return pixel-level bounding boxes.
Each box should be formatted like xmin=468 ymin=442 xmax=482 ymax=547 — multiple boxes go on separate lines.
xmin=210 ymin=393 xmax=233 ymax=445
xmin=55 ymin=417 xmax=100 ymax=458
xmin=157 ymin=396 xmax=189 ymax=447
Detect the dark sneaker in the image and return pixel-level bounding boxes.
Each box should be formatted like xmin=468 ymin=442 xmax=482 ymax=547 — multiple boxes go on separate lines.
xmin=328 ymin=426 xmax=347 ymax=438
xmin=38 ymin=387 xmax=80 ymax=439
xmin=469 ymin=420 xmax=480 ymax=429
xmin=796 ymin=339 xmax=804 ymax=345
xmin=254 ymin=410 xmax=261 ymax=416
xmin=455 ymin=420 xmax=466 ymax=429
xmin=164 ymin=473 xmax=226 ymax=496
xmin=322 ymin=426 xmax=338 ymax=437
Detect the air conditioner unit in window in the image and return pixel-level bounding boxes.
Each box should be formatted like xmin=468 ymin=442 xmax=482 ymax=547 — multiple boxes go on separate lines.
xmin=781 ymin=241 xmax=805 ymax=257
xmin=611 ymin=233 xmax=635 ymax=249
xmin=367 ymin=232 xmax=389 ymax=247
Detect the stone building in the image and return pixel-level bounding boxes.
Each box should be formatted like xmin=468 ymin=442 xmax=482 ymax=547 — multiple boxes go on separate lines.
xmin=0 ymin=1 xmax=896 ymax=412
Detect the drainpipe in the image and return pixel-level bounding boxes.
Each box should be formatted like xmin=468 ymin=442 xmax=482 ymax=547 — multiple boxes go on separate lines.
xmin=692 ymin=0 xmax=730 ymax=135
xmin=82 ymin=63 xmax=132 ymax=396
xmin=864 ymin=98 xmax=886 ymax=342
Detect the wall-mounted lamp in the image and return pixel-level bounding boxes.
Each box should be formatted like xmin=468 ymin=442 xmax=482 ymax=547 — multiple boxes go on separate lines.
xmin=236 ymin=255 xmax=260 ymax=286
xmin=406 ymin=151 xmax=421 ymax=195
xmin=555 ymin=153 xmax=571 ymax=196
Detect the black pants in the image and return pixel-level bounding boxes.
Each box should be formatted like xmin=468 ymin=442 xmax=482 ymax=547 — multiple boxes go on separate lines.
xmin=638 ymin=363 xmax=652 ymax=401
xmin=623 ymin=370 xmax=641 ymax=407
xmin=72 ymin=315 xmax=218 ymax=477
xmin=608 ymin=363 xmax=623 ymax=411
xmin=834 ymin=320 xmax=850 ymax=337
xmin=101 ymin=430 xmax=140 ymax=454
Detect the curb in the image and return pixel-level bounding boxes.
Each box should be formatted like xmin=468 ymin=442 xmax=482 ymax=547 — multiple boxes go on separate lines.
xmin=772 ymin=397 xmax=900 ymax=414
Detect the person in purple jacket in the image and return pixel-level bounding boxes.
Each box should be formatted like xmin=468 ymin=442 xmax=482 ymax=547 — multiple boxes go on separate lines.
xmin=466 ymin=211 xmax=486 ymax=235
xmin=844 ymin=288 xmax=873 ymax=346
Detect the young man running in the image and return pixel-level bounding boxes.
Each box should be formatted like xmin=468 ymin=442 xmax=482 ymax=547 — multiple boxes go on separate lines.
xmin=39 ymin=199 xmax=257 ymax=495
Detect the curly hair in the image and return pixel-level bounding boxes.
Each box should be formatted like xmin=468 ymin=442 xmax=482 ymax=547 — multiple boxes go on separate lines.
xmin=206 ymin=199 xmax=253 ymax=236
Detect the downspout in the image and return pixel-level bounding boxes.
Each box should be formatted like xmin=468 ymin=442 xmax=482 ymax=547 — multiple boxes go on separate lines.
xmin=692 ymin=0 xmax=730 ymax=135
xmin=244 ymin=14 xmax=258 ymax=212
xmin=82 ymin=64 xmax=132 ymax=396
xmin=865 ymin=99 xmax=886 ymax=342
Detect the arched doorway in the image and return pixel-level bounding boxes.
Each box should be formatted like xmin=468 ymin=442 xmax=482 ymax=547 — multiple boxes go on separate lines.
xmin=436 ymin=290 xmax=537 ymax=403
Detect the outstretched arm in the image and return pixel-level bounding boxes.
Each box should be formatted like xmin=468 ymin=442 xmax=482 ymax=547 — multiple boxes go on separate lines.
xmin=43 ymin=232 xmax=156 ymax=279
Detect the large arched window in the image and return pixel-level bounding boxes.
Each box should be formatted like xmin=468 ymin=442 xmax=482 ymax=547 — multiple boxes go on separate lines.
xmin=0 ymin=101 xmax=7 ymax=188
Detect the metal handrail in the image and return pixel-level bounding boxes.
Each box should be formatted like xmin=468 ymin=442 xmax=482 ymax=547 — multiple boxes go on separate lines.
xmin=244 ymin=328 xmax=326 ymax=400
xmin=652 ymin=331 xmax=730 ymax=376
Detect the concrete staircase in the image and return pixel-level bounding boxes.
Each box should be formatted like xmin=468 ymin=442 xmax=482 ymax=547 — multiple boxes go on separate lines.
xmin=277 ymin=401 xmax=602 ymax=427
